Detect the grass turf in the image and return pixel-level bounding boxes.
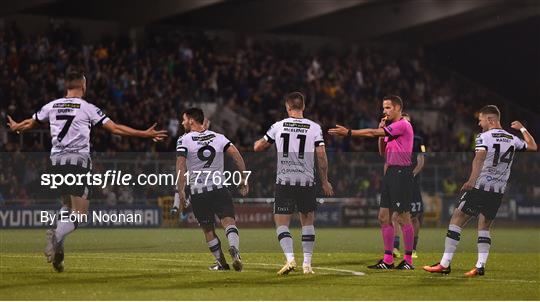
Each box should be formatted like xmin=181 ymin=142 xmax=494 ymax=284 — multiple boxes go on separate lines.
xmin=1 ymin=228 xmax=539 ymax=300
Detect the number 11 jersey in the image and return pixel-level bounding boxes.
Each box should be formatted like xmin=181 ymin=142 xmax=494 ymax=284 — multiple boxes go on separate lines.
xmin=264 ymin=117 xmax=324 ymax=187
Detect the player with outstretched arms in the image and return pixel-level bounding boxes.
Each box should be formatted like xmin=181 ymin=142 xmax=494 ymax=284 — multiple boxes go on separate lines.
xmin=254 ymin=92 xmax=334 ymax=275
xmin=424 ymin=105 xmax=537 ymax=276
xmin=6 ymin=72 xmax=168 ymax=272
xmin=175 ymin=108 xmax=249 ymax=271
xmin=329 ymin=95 xmax=415 ymax=270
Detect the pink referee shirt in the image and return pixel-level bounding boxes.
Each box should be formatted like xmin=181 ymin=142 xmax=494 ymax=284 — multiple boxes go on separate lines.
xmin=383 ymin=118 xmax=414 ymax=166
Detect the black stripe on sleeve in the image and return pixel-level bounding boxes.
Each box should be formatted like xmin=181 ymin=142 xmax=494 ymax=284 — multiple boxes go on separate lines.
xmin=264 ymin=134 xmax=275 ymax=144
xmin=314 ymin=140 xmax=325 ymax=147
xmin=94 ymin=116 xmax=108 ymax=127
xmin=33 ymin=111 xmax=43 ymax=123
xmin=223 ymin=142 xmax=232 ymax=152
xmin=176 ymin=147 xmax=188 ymax=157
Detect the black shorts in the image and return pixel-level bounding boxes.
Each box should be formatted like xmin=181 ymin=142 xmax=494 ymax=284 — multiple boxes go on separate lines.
xmin=274 ymin=184 xmax=317 ymax=214
xmin=48 ymin=164 xmax=91 ymax=199
xmin=410 ymin=176 xmax=424 ymax=217
xmin=380 ymin=166 xmax=413 ymax=213
xmin=457 ymin=188 xmax=503 ymax=220
xmin=190 ymin=188 xmax=235 ymax=226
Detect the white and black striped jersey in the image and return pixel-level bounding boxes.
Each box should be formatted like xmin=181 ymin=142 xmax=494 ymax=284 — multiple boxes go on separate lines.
xmin=474 ymin=128 xmax=527 ymax=194
xmin=264 ymin=117 xmax=324 ymax=186
xmin=33 ymin=98 xmax=109 ymax=168
xmin=176 ymin=130 xmax=232 ymax=195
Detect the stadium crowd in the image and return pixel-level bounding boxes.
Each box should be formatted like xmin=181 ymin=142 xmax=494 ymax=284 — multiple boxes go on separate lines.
xmin=1 ymin=20 xmax=538 ymax=205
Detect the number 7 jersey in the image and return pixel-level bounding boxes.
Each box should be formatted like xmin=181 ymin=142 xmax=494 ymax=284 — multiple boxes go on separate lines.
xmin=33 ymin=98 xmax=109 ymax=167
xmin=264 ymin=117 xmax=324 ymax=186
xmin=474 ymin=128 xmax=528 ymax=193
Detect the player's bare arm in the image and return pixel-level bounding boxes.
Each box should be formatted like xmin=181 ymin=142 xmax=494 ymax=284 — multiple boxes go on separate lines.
xmin=511 ymin=121 xmax=537 ymax=151
xmin=315 ymin=145 xmax=334 ymax=197
xmin=6 ymin=115 xmax=39 ymax=133
xmin=461 ymin=150 xmax=487 ymax=191
xmin=328 ymin=124 xmax=386 ymax=138
xmin=253 ymin=138 xmax=271 ymax=151
xmin=226 ymin=144 xmax=249 ymax=197
xmin=412 ymin=154 xmax=425 ymax=177
xmin=175 ymin=155 xmax=188 ymax=210
xmin=102 ymin=120 xmax=168 ymax=141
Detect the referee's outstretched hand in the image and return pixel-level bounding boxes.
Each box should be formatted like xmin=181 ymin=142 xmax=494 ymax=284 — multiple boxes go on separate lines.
xmin=328 ymin=124 xmax=348 ymax=136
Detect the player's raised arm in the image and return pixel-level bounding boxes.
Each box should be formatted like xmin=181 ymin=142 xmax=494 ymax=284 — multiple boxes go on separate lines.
xmin=328 ymin=124 xmax=386 ymax=138
xmin=315 ymin=145 xmax=334 ymax=197
xmin=511 ymin=121 xmax=537 ymax=151
xmin=225 ymin=144 xmax=249 ymax=196
xmin=6 ymin=115 xmax=39 ymax=133
xmin=102 ymin=120 xmax=168 ymax=141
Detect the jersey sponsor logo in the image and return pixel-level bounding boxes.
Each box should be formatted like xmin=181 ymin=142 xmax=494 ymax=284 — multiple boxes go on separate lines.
xmin=191 ymin=134 xmax=216 ymax=141
xmin=53 ymin=103 xmax=81 ymax=109
xmin=491 ymin=133 xmax=513 ymax=139
xmin=283 ymin=122 xmax=311 ymax=129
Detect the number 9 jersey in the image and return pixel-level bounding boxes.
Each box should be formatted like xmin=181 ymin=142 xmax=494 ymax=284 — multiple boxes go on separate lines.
xmin=474 ymin=128 xmax=528 ymax=194
xmin=176 ymin=130 xmax=232 ymax=194
xmin=264 ymin=117 xmax=324 ymax=187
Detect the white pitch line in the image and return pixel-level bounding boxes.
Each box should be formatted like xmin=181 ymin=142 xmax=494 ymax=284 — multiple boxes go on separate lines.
xmin=1 ymin=254 xmax=365 ymax=276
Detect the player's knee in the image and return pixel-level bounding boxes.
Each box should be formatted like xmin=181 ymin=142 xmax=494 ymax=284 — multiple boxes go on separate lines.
xmin=378 ymin=212 xmax=390 ymax=225
xmin=450 ymin=210 xmax=469 ymax=226
xmin=220 ymin=217 xmax=235 ymax=227
xmin=299 ymin=211 xmax=314 ymax=224
xmin=201 ymin=224 xmax=215 ymax=234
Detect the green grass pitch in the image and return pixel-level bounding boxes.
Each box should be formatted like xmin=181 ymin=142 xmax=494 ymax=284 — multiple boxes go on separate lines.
xmin=1 ymin=227 xmax=539 ymax=300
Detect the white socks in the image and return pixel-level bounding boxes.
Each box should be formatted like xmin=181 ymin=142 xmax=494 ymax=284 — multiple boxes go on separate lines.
xmin=301 ymin=225 xmax=315 ymax=266
xmin=476 ymin=230 xmax=491 ymax=268
xmin=276 ymin=225 xmax=294 ymax=262
xmin=440 ymin=224 xmax=462 ymax=268
xmin=225 ymin=225 xmax=240 ymax=251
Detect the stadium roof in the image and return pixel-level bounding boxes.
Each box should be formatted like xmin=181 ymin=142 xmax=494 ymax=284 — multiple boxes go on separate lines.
xmin=3 ymin=0 xmax=539 ymax=44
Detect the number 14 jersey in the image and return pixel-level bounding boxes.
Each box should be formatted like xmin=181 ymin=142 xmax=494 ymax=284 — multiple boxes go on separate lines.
xmin=264 ymin=117 xmax=324 ymax=187
xmin=474 ymin=128 xmax=528 ymax=193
